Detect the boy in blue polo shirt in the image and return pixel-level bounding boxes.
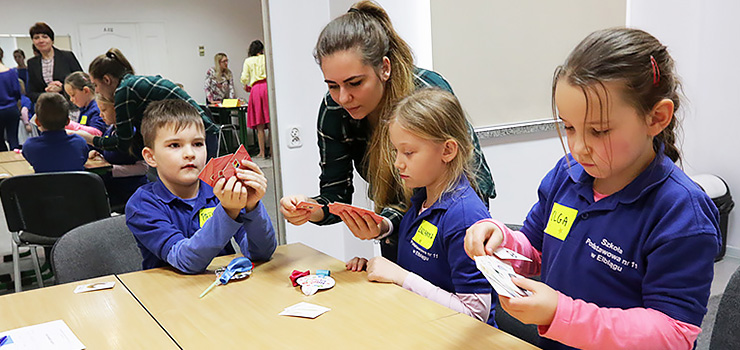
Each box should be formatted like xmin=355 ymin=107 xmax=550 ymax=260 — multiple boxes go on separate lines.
xmin=22 ymin=92 xmax=88 ymax=172
xmin=126 ymin=99 xmax=276 ymax=273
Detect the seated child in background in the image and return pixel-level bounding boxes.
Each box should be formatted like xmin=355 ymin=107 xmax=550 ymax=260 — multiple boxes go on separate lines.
xmin=64 ymin=71 xmax=106 ymax=136
xmin=89 ymin=95 xmax=148 ymax=210
xmin=126 ymin=99 xmax=276 ymax=273
xmin=346 ymin=89 xmax=494 ymax=323
xmin=22 ymin=92 xmax=88 ymax=172
xmin=18 ymin=79 xmax=37 ymax=144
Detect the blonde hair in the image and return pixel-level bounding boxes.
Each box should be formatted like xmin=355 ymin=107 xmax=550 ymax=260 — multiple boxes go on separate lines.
xmin=375 ymin=88 xmax=475 ymax=209
xmin=213 ymin=52 xmax=232 ymax=80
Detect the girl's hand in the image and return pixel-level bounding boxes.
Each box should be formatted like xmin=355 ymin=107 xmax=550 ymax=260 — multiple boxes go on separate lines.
xmin=366 ymin=256 xmax=408 ymax=285
xmin=24 ymin=123 xmax=32 ymax=133
xmin=213 ymin=176 xmax=248 ymax=220
xmin=345 ymin=257 xmax=368 ymax=272
xmin=498 ymin=277 xmax=559 ymax=326
xmin=88 ymin=150 xmax=102 ymax=160
xmin=464 ymin=220 xmax=504 ymax=259
xmin=235 ymin=159 xmax=267 ymax=212
xmin=279 ymin=195 xmax=324 ymax=225
xmin=340 ymin=210 xmax=388 ymax=240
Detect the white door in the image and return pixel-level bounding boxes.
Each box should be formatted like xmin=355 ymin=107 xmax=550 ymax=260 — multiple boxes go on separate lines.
xmin=77 ymin=23 xmax=166 ymax=76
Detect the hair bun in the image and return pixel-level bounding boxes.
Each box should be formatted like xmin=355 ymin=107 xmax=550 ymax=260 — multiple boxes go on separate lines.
xmin=106 ymin=51 xmax=116 ymax=59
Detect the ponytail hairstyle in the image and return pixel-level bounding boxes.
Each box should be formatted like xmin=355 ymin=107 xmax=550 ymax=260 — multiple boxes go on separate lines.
xmin=380 ymin=89 xmax=475 ymax=207
xmin=88 ymin=48 xmax=135 ymax=82
xmin=248 ymin=40 xmax=264 ymax=57
xmin=314 ymin=0 xmax=416 ymax=213
xmin=213 ymin=52 xmax=232 ymax=79
xmin=64 ymin=71 xmax=95 ymax=92
xmin=552 ymin=27 xmax=682 ymax=163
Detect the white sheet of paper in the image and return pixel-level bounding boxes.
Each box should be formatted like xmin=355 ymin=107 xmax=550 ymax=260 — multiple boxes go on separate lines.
xmin=73 ymin=281 xmax=115 ymax=294
xmin=0 ymin=320 xmax=85 ymax=350
xmin=279 ymin=302 xmax=331 ymax=319
xmin=475 ymin=255 xmax=532 ymax=298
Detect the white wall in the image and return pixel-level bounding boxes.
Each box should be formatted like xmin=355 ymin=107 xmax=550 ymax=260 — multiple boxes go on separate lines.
xmin=0 ymin=0 xmax=263 ymax=104
xmin=629 ymin=0 xmax=739 ymax=255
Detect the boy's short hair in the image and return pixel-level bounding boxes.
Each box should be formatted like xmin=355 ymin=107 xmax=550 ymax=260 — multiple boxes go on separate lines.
xmin=141 ymin=99 xmax=205 ymax=148
xmin=36 ymin=92 xmax=69 ymax=130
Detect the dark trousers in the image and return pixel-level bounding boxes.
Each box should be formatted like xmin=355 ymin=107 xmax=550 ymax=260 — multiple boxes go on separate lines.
xmin=0 ymin=106 xmax=20 ymax=151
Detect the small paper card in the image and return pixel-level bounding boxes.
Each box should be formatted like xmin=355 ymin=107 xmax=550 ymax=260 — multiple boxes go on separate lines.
xmin=221 ymin=98 xmax=239 ymax=108
xmin=296 ymin=201 xmax=322 ymax=213
xmin=279 ymin=302 xmax=331 ymax=319
xmin=475 ymin=255 xmax=532 ymax=298
xmin=73 ymin=281 xmax=115 ymax=294
xmin=493 ymin=247 xmax=533 ymax=262
xmin=327 ymin=202 xmax=384 ymax=225
xmin=198 ymin=144 xmax=253 ymax=187
xmin=0 ymin=320 xmax=85 ymax=350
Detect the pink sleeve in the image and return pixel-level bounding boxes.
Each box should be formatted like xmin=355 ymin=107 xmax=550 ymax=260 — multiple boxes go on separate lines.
xmin=402 ymin=272 xmax=491 ymax=323
xmin=112 ymin=160 xmax=148 ymax=178
xmin=21 ymin=107 xmax=29 ymax=124
xmin=66 ymin=121 xmax=103 ymax=136
xmin=476 ymin=218 xmax=542 ymax=276
xmin=539 ymin=292 xmax=701 ymax=350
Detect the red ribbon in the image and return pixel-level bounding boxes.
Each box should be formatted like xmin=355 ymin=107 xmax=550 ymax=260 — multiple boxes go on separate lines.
xmin=650 ymin=55 xmax=661 ymax=87
xmin=290 ymin=270 xmax=310 ymax=287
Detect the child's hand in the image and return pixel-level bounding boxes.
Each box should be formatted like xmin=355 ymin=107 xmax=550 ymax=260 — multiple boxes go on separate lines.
xmin=24 ymin=123 xmax=32 ymax=133
xmin=279 ymin=195 xmax=323 ymax=225
xmin=498 ymin=277 xmax=558 ymax=326
xmin=464 ymin=220 xmax=504 ymax=259
xmin=366 ymin=256 xmax=408 ymax=286
xmin=346 ymin=257 xmax=368 ymax=272
xmin=234 ymin=159 xmax=267 ymax=212
xmin=214 ymin=176 xmax=248 ymax=220
xmin=88 ymin=150 xmax=102 ymax=160
xmin=340 ymin=210 xmax=388 ymax=240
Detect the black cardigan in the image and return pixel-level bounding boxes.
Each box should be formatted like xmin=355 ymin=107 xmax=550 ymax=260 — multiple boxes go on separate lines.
xmin=27 ymin=47 xmax=83 ymax=103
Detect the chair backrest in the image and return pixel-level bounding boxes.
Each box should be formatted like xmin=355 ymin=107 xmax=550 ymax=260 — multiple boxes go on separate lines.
xmin=51 ymin=215 xmax=142 ymax=284
xmin=710 ymin=265 xmax=740 ymax=349
xmin=0 ymin=171 xmax=111 ymax=238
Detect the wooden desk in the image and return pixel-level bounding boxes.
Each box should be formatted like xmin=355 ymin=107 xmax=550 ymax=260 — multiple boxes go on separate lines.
xmin=0 ymin=161 xmax=33 ymax=177
xmin=205 ymin=104 xmax=251 ymax=147
xmin=119 ymin=243 xmax=538 ymax=349
xmin=0 ymin=275 xmax=178 ymax=349
xmin=0 ymin=151 xmax=24 ymax=163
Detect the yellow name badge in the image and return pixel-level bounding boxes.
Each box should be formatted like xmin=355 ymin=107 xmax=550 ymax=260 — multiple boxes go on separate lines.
xmin=198 ymin=207 xmax=216 ymax=227
xmin=544 ymin=202 xmax=578 ymax=241
xmin=412 ymin=220 xmax=438 ymax=249
xmin=222 ymin=98 xmax=238 ymax=108
xmin=80 ymin=115 xmax=88 ymax=125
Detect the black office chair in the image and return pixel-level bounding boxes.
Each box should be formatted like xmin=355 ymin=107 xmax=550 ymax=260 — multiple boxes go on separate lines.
xmin=0 ymin=172 xmax=111 ymax=292
xmin=710 ymin=265 xmax=740 ymax=349
xmin=51 ymin=215 xmax=141 ymax=284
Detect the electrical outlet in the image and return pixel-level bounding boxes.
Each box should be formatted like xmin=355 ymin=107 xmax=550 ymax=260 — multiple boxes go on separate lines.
xmin=287 ymin=126 xmax=302 ymax=148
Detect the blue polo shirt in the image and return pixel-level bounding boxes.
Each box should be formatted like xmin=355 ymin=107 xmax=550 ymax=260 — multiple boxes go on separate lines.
xmin=397 ymin=176 xmax=494 ymax=318
xmin=126 ymin=179 xmax=277 ymax=273
xmin=78 ymin=100 xmax=107 ymax=134
xmin=22 ymin=130 xmax=88 ymax=173
xmin=522 ymin=152 xmax=720 ymax=350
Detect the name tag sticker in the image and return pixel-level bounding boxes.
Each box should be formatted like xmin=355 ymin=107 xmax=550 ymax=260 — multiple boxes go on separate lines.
xmin=412 ymin=220 xmax=438 ymax=249
xmin=80 ymin=115 xmax=88 ymax=125
xmin=199 ymin=207 xmax=216 ymax=227
xmin=544 ymin=202 xmax=578 ymax=241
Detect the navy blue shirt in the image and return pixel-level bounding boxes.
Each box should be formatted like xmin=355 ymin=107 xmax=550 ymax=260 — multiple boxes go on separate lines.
xmin=522 ymin=152 xmax=720 ymax=350
xmin=126 ymin=180 xmax=277 ymax=273
xmin=100 ymin=125 xmax=138 ymax=165
xmin=0 ymin=69 xmax=20 ymax=110
xmin=22 ymin=130 xmax=88 ymax=173
xmin=78 ymin=100 xmax=107 ymax=134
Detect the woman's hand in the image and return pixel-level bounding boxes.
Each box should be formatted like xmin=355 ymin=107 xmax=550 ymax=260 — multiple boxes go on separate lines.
xmin=235 ymin=159 xmax=267 ymax=212
xmin=45 ymin=81 xmax=63 ymax=93
xmin=366 ymin=256 xmax=408 ymax=285
xmin=279 ymin=195 xmax=324 ymax=225
xmin=464 ymin=220 xmax=504 ymax=259
xmin=213 ymin=176 xmax=248 ymax=220
xmin=340 ymin=211 xmax=389 ymax=240
xmin=498 ymin=278 xmax=559 ymax=326
xmin=346 ymin=257 xmax=368 ymax=272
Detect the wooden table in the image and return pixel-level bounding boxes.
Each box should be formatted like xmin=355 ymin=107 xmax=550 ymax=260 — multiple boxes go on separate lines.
xmin=0 ymin=275 xmax=178 ymax=349
xmin=0 ymin=151 xmax=112 ymax=178
xmin=0 ymin=151 xmax=25 ymax=163
xmin=0 ymin=160 xmax=34 ymax=177
xmin=119 ymin=243 xmax=539 ymax=349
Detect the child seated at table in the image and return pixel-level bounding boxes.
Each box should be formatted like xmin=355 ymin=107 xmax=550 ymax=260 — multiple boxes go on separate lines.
xmin=22 ymin=92 xmax=88 ymax=173
xmin=126 ymin=99 xmax=276 ymax=273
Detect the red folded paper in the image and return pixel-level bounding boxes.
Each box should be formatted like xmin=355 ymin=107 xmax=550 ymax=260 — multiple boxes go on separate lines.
xmin=290 ymin=270 xmax=310 ymax=287
xmin=198 ymin=144 xmax=252 ymax=187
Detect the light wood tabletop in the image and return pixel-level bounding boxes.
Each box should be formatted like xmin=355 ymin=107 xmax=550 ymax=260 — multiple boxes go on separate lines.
xmin=0 ymin=160 xmax=34 ymax=177
xmin=0 ymin=151 xmax=25 ymax=163
xmin=0 ymin=275 xmax=178 ymax=349
xmin=118 ymin=243 xmax=539 ymax=349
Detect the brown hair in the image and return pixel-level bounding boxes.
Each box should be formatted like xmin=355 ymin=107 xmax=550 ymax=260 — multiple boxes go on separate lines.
xmin=248 ymin=40 xmax=264 ymax=57
xmin=65 ymin=71 xmax=95 ymax=92
xmin=29 ymin=22 xmax=54 ymax=42
xmin=213 ymin=53 xmax=232 ymax=79
xmin=552 ymin=27 xmax=682 ymax=163
xmin=36 ymin=92 xmax=69 ymax=130
xmin=378 ymin=88 xmax=474 ymax=207
xmin=314 ymin=0 xmax=416 ymax=212
xmin=89 ymin=48 xmax=135 ymax=81
xmin=141 ymin=99 xmax=204 ymax=148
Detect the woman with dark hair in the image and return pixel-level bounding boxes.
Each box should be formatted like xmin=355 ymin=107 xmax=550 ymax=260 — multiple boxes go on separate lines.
xmin=240 ymin=40 xmax=269 ymax=158
xmin=13 ymin=49 xmax=28 ymax=87
xmin=26 ymin=22 xmax=82 ymax=103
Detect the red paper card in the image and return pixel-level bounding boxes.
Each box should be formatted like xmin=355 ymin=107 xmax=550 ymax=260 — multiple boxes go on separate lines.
xmin=328 ymin=203 xmax=383 ymax=224
xmin=198 ymin=145 xmax=253 ymax=187
xmin=296 ymin=201 xmax=322 ymax=213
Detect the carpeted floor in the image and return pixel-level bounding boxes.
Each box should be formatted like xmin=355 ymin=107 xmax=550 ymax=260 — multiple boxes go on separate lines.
xmin=697 ymin=294 xmax=722 ymax=350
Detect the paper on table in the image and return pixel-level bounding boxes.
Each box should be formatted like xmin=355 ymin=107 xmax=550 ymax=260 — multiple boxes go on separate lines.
xmin=73 ymin=281 xmax=115 ymax=294
xmin=279 ymin=302 xmax=331 ymax=319
xmin=0 ymin=320 xmax=85 ymax=350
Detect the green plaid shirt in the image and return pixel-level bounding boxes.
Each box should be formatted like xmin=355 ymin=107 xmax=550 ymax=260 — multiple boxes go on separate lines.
xmin=311 ymin=68 xmax=496 ymax=238
xmin=93 ymin=74 xmax=217 ymax=153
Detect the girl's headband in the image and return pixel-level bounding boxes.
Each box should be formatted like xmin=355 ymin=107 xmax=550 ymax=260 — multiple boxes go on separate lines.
xmin=650 ymin=55 xmax=660 ymax=87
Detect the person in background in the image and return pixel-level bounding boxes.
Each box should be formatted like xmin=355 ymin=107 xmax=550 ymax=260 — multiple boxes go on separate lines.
xmin=63 ymin=71 xmax=107 ymax=135
xmin=240 ymin=40 xmax=270 ymax=158
xmin=26 ymin=22 xmax=82 ymax=103
xmin=0 ymin=47 xmax=21 ymax=151
xmin=13 ymin=49 xmax=28 ymax=87
xmin=22 ymin=92 xmax=87 ymax=172
xmin=204 ymin=52 xmax=235 ymax=105
xmin=17 ymin=79 xmax=36 ymax=145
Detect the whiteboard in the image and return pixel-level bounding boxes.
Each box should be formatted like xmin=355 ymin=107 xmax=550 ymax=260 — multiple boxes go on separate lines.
xmin=430 ymin=0 xmax=626 ymax=129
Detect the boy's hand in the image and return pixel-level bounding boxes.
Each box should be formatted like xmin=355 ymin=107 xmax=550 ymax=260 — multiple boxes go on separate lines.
xmin=464 ymin=220 xmax=504 ymax=259
xmin=235 ymin=159 xmax=267 ymax=212
xmin=346 ymin=257 xmax=368 ymax=272
xmin=366 ymin=256 xmax=408 ymax=286
xmin=280 ymin=195 xmax=324 ymax=225
xmin=213 ymin=176 xmax=248 ymax=220
xmin=498 ymin=278 xmax=558 ymax=326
